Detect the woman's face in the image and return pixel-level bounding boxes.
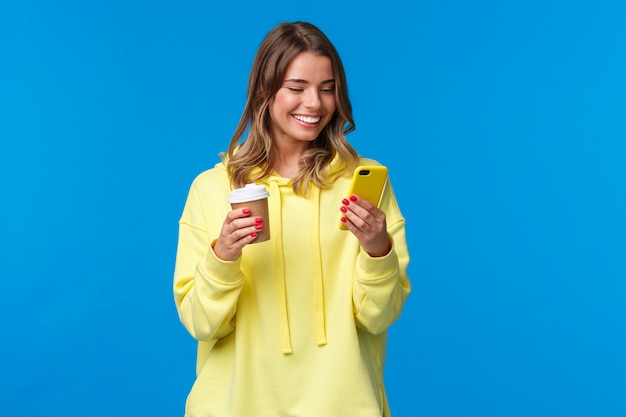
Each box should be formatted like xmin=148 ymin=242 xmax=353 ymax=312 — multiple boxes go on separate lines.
xmin=269 ymin=52 xmax=336 ymax=147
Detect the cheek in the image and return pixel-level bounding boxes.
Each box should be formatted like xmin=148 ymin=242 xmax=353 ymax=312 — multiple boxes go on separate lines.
xmin=269 ymin=97 xmax=288 ymax=125
xmin=322 ymin=93 xmax=336 ymax=109
xmin=273 ymin=92 xmax=297 ymax=114
xmin=323 ymin=96 xmax=337 ymax=116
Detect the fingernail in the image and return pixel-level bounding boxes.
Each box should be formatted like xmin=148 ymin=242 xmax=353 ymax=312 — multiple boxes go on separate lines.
xmin=340 ymin=206 xmax=348 ymax=213
xmin=342 ymin=198 xmax=350 ymax=205
xmin=340 ymin=217 xmax=347 ymax=223
xmin=250 ymin=232 xmax=257 ymax=238
xmin=255 ymin=224 xmax=263 ymax=230
xmin=255 ymin=217 xmax=263 ymax=223
xmin=243 ymin=208 xmax=251 ymax=214
xmin=349 ymin=195 xmax=357 ymax=201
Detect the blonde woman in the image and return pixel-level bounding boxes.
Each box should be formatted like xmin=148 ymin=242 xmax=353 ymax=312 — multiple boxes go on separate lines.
xmin=173 ymin=21 xmax=411 ymax=417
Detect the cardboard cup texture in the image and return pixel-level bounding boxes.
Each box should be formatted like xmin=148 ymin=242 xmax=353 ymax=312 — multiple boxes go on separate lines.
xmin=228 ymin=184 xmax=270 ymax=243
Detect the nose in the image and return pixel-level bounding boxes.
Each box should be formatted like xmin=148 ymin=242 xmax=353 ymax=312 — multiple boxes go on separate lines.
xmin=304 ymin=89 xmax=321 ymax=109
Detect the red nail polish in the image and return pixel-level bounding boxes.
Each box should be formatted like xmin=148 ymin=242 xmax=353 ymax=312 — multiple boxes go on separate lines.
xmin=349 ymin=195 xmax=357 ymax=201
xmin=250 ymin=232 xmax=257 ymax=238
xmin=341 ymin=217 xmax=347 ymax=223
xmin=340 ymin=206 xmax=347 ymax=213
xmin=243 ymin=208 xmax=251 ymax=214
xmin=255 ymin=224 xmax=263 ymax=230
xmin=342 ymin=198 xmax=350 ymax=205
xmin=255 ymin=217 xmax=263 ymax=223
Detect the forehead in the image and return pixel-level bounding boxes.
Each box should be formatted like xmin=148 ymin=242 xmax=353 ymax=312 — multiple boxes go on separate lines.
xmin=283 ymin=52 xmax=334 ymax=81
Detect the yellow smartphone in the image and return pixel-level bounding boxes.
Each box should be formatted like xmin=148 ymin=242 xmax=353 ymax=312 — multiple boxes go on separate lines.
xmin=339 ymin=165 xmax=388 ymax=230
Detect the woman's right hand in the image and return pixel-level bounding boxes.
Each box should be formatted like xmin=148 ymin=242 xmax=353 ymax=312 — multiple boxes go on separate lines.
xmin=212 ymin=208 xmax=263 ymax=261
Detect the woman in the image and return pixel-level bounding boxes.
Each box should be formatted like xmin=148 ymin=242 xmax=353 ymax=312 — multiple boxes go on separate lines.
xmin=173 ymin=21 xmax=410 ymax=417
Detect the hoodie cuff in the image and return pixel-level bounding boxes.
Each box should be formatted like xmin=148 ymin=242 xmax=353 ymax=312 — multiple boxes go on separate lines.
xmin=357 ymin=243 xmax=399 ymax=282
xmin=198 ymin=239 xmax=245 ymax=285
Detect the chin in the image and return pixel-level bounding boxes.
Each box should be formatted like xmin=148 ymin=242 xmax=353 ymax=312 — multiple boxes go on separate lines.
xmin=292 ymin=132 xmax=322 ymax=142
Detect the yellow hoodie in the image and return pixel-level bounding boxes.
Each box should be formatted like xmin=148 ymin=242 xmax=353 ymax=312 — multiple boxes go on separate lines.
xmin=173 ymin=155 xmax=411 ymax=417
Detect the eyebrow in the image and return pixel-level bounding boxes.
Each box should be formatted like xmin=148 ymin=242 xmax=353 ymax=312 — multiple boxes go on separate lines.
xmin=284 ymin=78 xmax=335 ymax=84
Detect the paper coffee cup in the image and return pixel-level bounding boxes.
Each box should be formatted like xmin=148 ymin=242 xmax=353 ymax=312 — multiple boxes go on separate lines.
xmin=228 ymin=183 xmax=270 ymax=243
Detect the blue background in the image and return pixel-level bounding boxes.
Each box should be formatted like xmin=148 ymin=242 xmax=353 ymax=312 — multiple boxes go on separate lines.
xmin=1 ymin=0 xmax=625 ymax=416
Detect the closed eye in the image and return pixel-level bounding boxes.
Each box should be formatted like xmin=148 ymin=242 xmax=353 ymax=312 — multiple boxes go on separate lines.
xmin=283 ymin=78 xmax=335 ymax=94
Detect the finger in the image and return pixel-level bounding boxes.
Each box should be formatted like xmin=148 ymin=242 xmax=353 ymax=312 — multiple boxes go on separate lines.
xmin=350 ymin=194 xmax=376 ymax=211
xmin=226 ymin=207 xmax=252 ymax=223
xmin=345 ymin=204 xmax=378 ymax=231
xmin=345 ymin=195 xmax=380 ymax=224
xmin=214 ymin=223 xmax=262 ymax=261
xmin=229 ymin=216 xmax=263 ymax=233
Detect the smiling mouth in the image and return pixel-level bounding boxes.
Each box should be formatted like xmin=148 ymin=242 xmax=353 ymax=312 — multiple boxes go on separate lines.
xmin=293 ymin=114 xmax=321 ymax=124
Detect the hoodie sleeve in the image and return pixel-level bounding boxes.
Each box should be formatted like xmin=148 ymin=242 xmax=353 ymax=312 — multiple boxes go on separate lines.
xmin=352 ymin=182 xmax=411 ymax=335
xmin=173 ymin=179 xmax=246 ymax=342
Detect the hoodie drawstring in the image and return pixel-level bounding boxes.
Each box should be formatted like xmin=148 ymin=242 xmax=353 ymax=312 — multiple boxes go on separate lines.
xmin=269 ymin=181 xmax=293 ymax=354
xmin=311 ymin=186 xmax=327 ymax=346
xmin=269 ymin=181 xmax=327 ymax=354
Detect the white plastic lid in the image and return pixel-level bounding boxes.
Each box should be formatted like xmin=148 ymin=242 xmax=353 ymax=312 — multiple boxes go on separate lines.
xmin=228 ymin=183 xmax=270 ymax=203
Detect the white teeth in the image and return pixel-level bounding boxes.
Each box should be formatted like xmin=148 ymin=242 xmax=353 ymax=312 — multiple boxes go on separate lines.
xmin=294 ymin=115 xmax=320 ymax=124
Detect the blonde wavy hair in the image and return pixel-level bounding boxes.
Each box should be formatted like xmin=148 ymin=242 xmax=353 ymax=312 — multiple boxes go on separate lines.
xmin=222 ymin=21 xmax=359 ymax=195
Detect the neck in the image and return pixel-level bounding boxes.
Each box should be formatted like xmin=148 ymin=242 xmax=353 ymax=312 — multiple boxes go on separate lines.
xmin=273 ymin=157 xmax=300 ymax=178
xmin=272 ymin=142 xmax=307 ymax=179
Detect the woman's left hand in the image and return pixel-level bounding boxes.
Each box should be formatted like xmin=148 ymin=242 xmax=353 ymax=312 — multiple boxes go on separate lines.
xmin=340 ymin=195 xmax=391 ymax=257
